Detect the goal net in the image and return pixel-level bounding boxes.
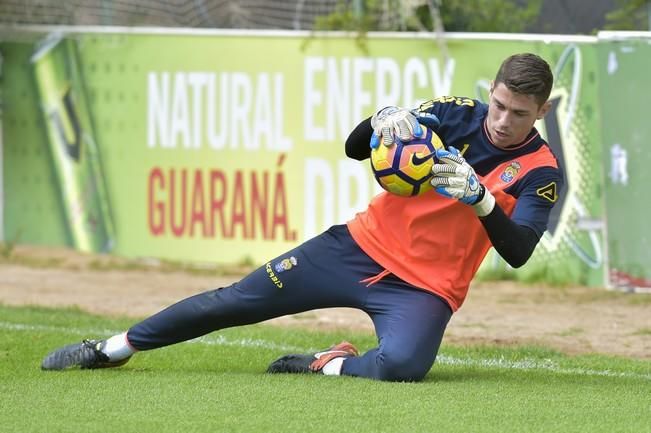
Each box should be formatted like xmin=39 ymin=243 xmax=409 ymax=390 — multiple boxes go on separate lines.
xmin=0 ymin=0 xmax=430 ymax=31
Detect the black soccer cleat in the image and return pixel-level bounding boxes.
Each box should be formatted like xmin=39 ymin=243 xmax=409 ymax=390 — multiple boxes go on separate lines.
xmin=41 ymin=339 xmax=131 ymax=371
xmin=266 ymin=341 xmax=359 ymax=374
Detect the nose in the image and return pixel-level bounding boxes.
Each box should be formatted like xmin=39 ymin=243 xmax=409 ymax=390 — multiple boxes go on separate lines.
xmin=495 ymin=111 xmax=512 ymax=131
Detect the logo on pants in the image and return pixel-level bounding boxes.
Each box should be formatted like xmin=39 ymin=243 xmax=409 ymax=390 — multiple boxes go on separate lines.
xmin=274 ymin=256 xmax=297 ymax=273
xmin=265 ymin=256 xmax=297 ymax=289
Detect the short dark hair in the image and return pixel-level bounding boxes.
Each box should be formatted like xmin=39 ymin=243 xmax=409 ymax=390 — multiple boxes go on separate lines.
xmin=494 ymin=53 xmax=553 ymax=106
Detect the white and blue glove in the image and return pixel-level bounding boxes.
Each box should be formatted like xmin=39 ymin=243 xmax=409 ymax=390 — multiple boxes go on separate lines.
xmin=431 ymin=147 xmax=496 ymax=217
xmin=370 ymin=106 xmax=440 ymax=149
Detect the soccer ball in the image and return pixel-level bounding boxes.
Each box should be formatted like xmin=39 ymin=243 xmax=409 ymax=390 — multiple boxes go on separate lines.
xmin=370 ymin=127 xmax=445 ymax=197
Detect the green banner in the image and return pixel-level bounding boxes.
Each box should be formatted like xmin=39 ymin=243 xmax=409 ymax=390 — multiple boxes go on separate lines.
xmin=31 ymin=34 xmax=115 ymax=252
xmin=597 ymin=37 xmax=651 ymax=290
xmin=1 ymin=29 xmax=607 ymax=286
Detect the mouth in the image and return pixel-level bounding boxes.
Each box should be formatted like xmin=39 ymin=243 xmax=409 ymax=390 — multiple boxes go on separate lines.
xmin=493 ymin=129 xmax=509 ymax=139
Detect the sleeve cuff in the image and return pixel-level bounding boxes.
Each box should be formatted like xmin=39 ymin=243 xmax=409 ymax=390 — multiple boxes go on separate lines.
xmin=473 ymin=187 xmax=496 ymax=217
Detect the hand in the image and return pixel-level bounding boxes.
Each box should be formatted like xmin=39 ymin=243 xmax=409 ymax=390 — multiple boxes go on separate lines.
xmin=370 ymin=107 xmax=421 ymax=149
xmin=412 ymin=110 xmax=440 ymax=132
xmin=431 ymin=147 xmax=495 ymax=216
xmin=370 ymin=107 xmax=441 ymax=149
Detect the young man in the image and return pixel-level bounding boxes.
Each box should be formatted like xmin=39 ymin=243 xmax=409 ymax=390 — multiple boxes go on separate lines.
xmin=42 ymin=53 xmax=562 ymax=382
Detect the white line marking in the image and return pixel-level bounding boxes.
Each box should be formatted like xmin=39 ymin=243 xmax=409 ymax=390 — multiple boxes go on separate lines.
xmin=4 ymin=321 xmax=650 ymax=381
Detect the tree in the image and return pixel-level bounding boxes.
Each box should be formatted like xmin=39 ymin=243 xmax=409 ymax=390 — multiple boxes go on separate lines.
xmin=436 ymin=0 xmax=542 ymax=33
xmin=313 ymin=0 xmax=542 ymax=33
xmin=605 ymin=0 xmax=650 ymax=30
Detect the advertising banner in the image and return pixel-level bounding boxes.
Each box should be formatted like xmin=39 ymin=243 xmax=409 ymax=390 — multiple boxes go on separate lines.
xmin=31 ymin=34 xmax=115 ymax=252
xmin=1 ymin=29 xmax=605 ymax=286
xmin=597 ymin=36 xmax=651 ymax=290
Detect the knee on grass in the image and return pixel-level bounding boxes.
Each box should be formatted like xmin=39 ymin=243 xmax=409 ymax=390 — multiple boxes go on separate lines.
xmin=374 ymin=349 xmax=433 ymax=382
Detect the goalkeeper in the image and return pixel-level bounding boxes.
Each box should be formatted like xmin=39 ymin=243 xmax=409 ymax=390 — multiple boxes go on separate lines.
xmin=41 ymin=53 xmax=563 ymax=382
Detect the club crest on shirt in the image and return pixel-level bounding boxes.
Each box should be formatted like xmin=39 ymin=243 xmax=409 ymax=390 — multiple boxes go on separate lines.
xmin=500 ymin=161 xmax=521 ymax=183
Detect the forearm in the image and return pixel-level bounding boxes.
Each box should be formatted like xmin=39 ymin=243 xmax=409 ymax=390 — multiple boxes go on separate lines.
xmin=478 ymin=204 xmax=540 ymax=268
xmin=345 ymin=117 xmax=373 ymax=160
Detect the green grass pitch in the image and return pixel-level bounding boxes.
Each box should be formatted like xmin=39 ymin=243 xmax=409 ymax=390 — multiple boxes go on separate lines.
xmin=1 ymin=304 xmax=650 ymax=433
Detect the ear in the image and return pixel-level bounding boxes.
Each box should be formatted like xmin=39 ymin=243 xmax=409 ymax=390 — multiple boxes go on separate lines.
xmin=489 ymin=80 xmax=495 ymax=95
xmin=536 ymin=100 xmax=551 ymax=119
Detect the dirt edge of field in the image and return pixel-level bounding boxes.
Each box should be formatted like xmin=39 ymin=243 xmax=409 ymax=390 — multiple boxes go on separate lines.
xmin=1 ymin=244 xmax=650 ymax=360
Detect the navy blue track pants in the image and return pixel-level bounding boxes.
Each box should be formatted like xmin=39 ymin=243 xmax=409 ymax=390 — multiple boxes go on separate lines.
xmin=127 ymin=224 xmax=452 ymax=381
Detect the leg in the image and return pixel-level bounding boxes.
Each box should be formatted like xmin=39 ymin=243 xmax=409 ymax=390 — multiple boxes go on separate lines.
xmin=341 ymin=279 xmax=452 ymax=381
xmin=41 ymin=225 xmax=383 ymax=370
xmin=127 ymin=225 xmax=375 ymax=350
xmin=267 ymin=274 xmax=452 ymax=382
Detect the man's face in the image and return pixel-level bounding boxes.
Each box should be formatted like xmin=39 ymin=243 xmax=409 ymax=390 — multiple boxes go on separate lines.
xmin=486 ymin=82 xmax=550 ymax=149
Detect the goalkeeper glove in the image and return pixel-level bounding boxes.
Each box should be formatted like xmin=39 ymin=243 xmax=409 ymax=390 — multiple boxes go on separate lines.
xmin=430 ymin=147 xmax=496 ymax=217
xmin=370 ymin=107 xmax=440 ymax=149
